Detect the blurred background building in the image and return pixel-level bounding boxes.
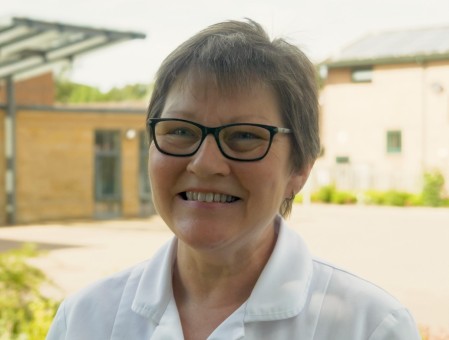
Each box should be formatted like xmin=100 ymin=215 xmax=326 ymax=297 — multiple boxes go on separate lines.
xmin=0 ymin=17 xmax=150 ymax=225
xmin=316 ymin=26 xmax=449 ymax=194
xmin=1 ymin=19 xmax=449 ymax=225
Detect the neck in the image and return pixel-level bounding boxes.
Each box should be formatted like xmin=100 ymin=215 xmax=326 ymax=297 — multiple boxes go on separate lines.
xmin=173 ymin=224 xmax=277 ymax=308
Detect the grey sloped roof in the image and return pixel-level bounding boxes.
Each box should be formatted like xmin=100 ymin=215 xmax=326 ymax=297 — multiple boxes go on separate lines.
xmin=0 ymin=17 xmax=145 ymax=81
xmin=325 ymin=25 xmax=449 ymax=67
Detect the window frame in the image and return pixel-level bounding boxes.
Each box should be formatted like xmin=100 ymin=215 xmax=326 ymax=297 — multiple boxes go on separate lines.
xmin=94 ymin=130 xmax=122 ymax=201
xmin=386 ymin=130 xmax=402 ymax=154
xmin=351 ymin=67 xmax=373 ymax=83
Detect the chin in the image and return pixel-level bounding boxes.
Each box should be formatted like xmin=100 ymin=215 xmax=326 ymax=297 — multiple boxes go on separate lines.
xmin=175 ymin=222 xmax=238 ymax=252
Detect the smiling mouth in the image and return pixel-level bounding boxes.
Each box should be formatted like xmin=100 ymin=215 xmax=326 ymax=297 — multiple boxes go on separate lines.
xmin=180 ymin=191 xmax=240 ymax=203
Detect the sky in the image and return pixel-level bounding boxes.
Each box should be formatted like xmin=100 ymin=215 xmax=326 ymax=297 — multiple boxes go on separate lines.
xmin=2 ymin=0 xmax=449 ymax=91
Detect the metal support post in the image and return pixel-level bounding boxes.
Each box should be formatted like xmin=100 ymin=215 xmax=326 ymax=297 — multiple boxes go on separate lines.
xmin=5 ymin=76 xmax=16 ymax=224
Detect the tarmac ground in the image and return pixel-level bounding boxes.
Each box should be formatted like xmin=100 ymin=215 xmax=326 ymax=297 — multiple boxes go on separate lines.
xmin=1 ymin=203 xmax=448 ymax=335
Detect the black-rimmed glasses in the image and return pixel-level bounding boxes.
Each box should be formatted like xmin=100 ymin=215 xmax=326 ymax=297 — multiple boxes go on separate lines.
xmin=147 ymin=118 xmax=291 ymax=161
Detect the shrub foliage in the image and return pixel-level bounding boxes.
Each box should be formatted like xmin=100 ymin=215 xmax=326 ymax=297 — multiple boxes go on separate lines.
xmin=307 ymin=171 xmax=448 ymax=208
xmin=0 ymin=244 xmax=59 ymax=339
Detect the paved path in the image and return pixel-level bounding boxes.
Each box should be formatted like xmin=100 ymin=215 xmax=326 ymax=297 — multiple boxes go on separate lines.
xmin=1 ymin=204 xmax=448 ymax=334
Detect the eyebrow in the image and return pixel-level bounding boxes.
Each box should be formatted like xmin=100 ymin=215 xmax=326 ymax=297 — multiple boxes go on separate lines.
xmin=160 ymin=111 xmax=279 ymax=126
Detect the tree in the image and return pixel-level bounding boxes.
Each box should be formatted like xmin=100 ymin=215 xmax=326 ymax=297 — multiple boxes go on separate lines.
xmin=55 ymin=80 xmax=151 ymax=104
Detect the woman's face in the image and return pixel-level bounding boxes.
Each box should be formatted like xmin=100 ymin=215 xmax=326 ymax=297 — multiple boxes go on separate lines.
xmin=148 ymin=75 xmax=306 ymax=254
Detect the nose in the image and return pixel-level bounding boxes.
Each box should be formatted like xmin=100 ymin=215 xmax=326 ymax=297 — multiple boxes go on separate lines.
xmin=186 ymin=135 xmax=231 ymax=177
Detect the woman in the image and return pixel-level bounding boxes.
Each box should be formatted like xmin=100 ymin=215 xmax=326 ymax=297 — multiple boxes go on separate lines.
xmin=47 ymin=19 xmax=420 ymax=339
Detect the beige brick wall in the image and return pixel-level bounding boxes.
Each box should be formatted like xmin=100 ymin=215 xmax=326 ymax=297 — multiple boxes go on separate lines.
xmin=15 ymin=109 xmax=146 ymax=224
xmin=0 ymin=73 xmax=54 ymax=106
xmin=0 ymin=110 xmax=5 ymax=225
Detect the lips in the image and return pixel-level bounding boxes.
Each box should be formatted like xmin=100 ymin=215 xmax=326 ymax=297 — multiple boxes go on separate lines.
xmin=181 ymin=191 xmax=239 ymax=203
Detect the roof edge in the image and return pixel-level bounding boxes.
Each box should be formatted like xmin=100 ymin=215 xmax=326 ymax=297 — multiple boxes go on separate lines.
xmin=12 ymin=17 xmax=146 ymax=39
xmin=323 ymin=52 xmax=449 ymax=68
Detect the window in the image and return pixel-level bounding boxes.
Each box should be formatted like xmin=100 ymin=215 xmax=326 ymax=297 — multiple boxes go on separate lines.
xmin=351 ymin=67 xmax=373 ymax=83
xmin=94 ymin=131 xmax=121 ymax=200
xmin=387 ymin=131 xmax=402 ymax=153
xmin=336 ymin=156 xmax=350 ymax=164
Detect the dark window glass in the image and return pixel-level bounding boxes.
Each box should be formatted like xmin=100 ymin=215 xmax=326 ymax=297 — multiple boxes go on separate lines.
xmin=95 ymin=131 xmax=120 ymax=200
xmin=336 ymin=156 xmax=350 ymax=164
xmin=387 ymin=131 xmax=402 ymax=153
xmin=352 ymin=67 xmax=373 ymax=83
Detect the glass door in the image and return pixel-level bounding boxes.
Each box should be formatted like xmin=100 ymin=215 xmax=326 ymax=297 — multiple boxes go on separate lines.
xmin=94 ymin=130 xmax=121 ymax=218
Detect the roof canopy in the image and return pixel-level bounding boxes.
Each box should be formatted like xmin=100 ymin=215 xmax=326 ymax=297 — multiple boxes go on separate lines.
xmin=324 ymin=25 xmax=449 ymax=68
xmin=0 ymin=17 xmax=145 ymax=81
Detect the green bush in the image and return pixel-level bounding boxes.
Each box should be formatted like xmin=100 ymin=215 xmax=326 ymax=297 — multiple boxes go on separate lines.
xmin=311 ymin=185 xmax=337 ymax=203
xmin=364 ymin=190 xmax=424 ymax=207
xmin=383 ymin=190 xmax=414 ymax=207
xmin=293 ymin=194 xmax=303 ymax=204
xmin=0 ymin=244 xmax=59 ymax=339
xmin=421 ymin=171 xmax=446 ymax=207
xmin=331 ymin=191 xmax=357 ymax=205
xmin=406 ymin=194 xmax=423 ymax=207
xmin=442 ymin=198 xmax=449 ymax=207
xmin=363 ymin=190 xmax=386 ymax=205
xmin=311 ymin=185 xmax=357 ymax=205
xmin=310 ymin=174 xmax=448 ymax=208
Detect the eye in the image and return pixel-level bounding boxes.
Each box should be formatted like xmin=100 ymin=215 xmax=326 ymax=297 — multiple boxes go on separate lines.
xmin=157 ymin=121 xmax=200 ymax=139
xmin=223 ymin=125 xmax=269 ymax=142
xmin=221 ymin=125 xmax=270 ymax=153
xmin=227 ymin=131 xmax=262 ymax=140
xmin=168 ymin=127 xmax=196 ymax=137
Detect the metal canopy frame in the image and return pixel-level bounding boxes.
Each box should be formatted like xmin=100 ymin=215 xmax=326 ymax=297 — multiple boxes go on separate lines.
xmin=0 ymin=17 xmax=145 ymax=80
xmin=0 ymin=17 xmax=145 ymax=225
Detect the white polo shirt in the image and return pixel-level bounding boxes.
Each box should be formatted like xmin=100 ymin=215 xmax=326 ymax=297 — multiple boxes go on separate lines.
xmin=47 ymin=218 xmax=420 ymax=339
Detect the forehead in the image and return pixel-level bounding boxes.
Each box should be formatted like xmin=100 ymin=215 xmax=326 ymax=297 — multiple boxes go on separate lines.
xmin=172 ymin=68 xmax=271 ymax=98
xmin=162 ymin=71 xmax=281 ymax=124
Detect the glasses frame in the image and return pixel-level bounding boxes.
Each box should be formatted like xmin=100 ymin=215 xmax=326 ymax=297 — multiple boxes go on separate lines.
xmin=147 ymin=118 xmax=291 ymax=162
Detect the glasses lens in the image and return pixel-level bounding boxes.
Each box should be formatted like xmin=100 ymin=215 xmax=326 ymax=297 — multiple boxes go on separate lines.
xmin=154 ymin=120 xmax=202 ymax=155
xmin=220 ymin=125 xmax=271 ymax=160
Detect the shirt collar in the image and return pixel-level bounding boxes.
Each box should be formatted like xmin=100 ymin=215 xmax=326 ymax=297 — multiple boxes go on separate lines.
xmin=243 ymin=216 xmax=313 ymax=321
xmin=131 ymin=238 xmax=178 ymax=322
xmin=130 ymin=216 xmax=313 ymax=323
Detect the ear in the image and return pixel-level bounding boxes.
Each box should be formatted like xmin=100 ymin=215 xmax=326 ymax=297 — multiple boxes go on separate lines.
xmin=285 ymin=162 xmax=314 ymax=197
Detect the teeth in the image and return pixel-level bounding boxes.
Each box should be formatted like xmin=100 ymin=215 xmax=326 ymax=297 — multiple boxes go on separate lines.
xmin=184 ymin=191 xmax=237 ymax=203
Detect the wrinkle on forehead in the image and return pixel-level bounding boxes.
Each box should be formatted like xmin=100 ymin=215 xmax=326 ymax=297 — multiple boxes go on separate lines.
xmin=171 ymin=66 xmax=274 ymax=101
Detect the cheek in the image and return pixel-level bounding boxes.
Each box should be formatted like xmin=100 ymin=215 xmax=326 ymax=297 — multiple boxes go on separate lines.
xmin=148 ymin=147 xmax=160 ymax=185
xmin=148 ymin=147 xmax=173 ymax=197
xmin=149 ymin=145 xmax=174 ymax=174
xmin=237 ymin=161 xmax=287 ymax=199
xmin=253 ymin=151 xmax=294 ymax=197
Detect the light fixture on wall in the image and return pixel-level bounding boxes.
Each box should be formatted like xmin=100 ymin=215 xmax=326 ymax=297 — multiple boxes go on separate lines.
xmin=125 ymin=129 xmax=137 ymax=140
xmin=431 ymin=82 xmax=444 ymax=94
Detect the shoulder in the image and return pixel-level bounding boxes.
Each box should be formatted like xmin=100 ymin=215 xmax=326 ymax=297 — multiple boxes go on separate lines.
xmin=47 ymin=238 xmax=177 ymax=339
xmin=47 ymin=261 xmax=147 ymax=339
xmin=310 ymin=258 xmax=420 ymax=339
xmin=66 ymin=260 xmax=146 ymax=312
xmin=312 ymin=258 xmax=400 ymax=306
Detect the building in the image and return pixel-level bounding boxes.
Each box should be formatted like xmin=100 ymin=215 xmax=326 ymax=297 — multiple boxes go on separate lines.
xmin=0 ymin=17 xmax=148 ymax=225
xmin=316 ymin=25 xmax=449 ymax=194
